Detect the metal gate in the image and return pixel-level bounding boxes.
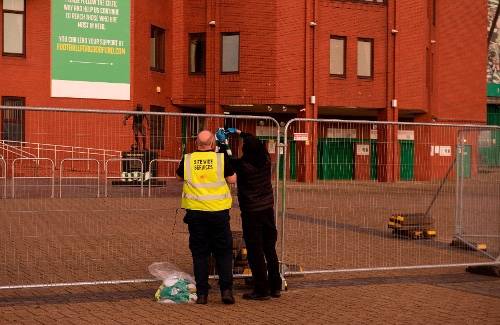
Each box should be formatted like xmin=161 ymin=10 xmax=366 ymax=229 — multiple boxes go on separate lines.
xmin=0 ymin=106 xmax=280 ymax=289
xmin=280 ymin=118 xmax=500 ymax=275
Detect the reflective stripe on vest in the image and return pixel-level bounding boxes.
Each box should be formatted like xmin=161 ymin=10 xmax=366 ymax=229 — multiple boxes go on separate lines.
xmin=182 ymin=192 xmax=232 ymax=201
xmin=181 ymin=152 xmax=232 ymax=211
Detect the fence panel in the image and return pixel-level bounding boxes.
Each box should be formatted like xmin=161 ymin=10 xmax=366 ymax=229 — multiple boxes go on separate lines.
xmin=59 ymin=158 xmax=101 ymax=198
xmin=0 ymin=106 xmax=279 ymax=289
xmin=454 ymin=128 xmax=500 ymax=260
xmin=281 ymin=119 xmax=500 ymax=275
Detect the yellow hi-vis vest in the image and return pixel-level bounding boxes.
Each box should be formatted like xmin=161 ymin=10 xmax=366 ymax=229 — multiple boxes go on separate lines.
xmin=181 ymin=151 xmax=232 ymax=211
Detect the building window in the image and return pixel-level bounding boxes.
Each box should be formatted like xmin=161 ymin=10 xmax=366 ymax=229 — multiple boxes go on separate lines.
xmin=2 ymin=0 xmax=25 ymax=56
xmin=357 ymin=38 xmax=373 ymax=78
xmin=330 ymin=36 xmax=346 ymax=77
xmin=1 ymin=97 xmax=25 ymax=142
xmin=149 ymin=106 xmax=165 ymax=150
xmin=221 ymin=33 xmax=239 ymax=73
xmin=150 ymin=25 xmax=165 ymax=72
xmin=189 ymin=33 xmax=205 ymax=74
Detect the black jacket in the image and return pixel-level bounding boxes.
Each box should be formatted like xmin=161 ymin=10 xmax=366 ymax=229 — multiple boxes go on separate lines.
xmin=231 ymin=132 xmax=274 ymax=212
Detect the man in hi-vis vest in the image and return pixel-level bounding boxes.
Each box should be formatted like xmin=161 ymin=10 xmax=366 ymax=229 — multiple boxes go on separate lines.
xmin=176 ymin=130 xmax=237 ymax=305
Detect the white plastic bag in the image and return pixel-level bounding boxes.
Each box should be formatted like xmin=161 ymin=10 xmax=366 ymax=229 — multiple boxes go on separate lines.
xmin=149 ymin=262 xmax=197 ymax=304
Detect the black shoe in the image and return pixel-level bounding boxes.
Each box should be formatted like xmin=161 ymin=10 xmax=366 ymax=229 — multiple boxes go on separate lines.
xmin=270 ymin=289 xmax=281 ymax=298
xmin=221 ymin=289 xmax=235 ymax=304
xmin=196 ymin=295 xmax=208 ymax=304
xmin=242 ymin=291 xmax=271 ymax=301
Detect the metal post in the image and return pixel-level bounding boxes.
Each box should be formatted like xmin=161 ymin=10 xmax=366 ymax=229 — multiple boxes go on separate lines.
xmin=454 ymin=133 xmax=461 ymax=235
xmin=0 ymin=156 xmax=6 ymax=199
xmin=459 ymin=131 xmax=466 ymax=237
xmin=281 ymin=121 xmax=292 ymax=275
xmin=50 ymin=160 xmax=55 ymax=198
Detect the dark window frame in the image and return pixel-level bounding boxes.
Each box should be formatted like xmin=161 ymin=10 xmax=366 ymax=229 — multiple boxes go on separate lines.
xmin=188 ymin=33 xmax=206 ymax=75
xmin=2 ymin=0 xmax=26 ymax=57
xmin=150 ymin=25 xmax=165 ymax=72
xmin=329 ymin=35 xmax=347 ymax=78
xmin=1 ymin=96 xmax=26 ymax=142
xmin=357 ymin=37 xmax=374 ymax=79
xmin=221 ymin=32 xmax=240 ymax=74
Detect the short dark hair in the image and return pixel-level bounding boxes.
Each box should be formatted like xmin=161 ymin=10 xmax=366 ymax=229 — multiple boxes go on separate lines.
xmin=242 ymin=135 xmax=270 ymax=168
xmin=136 ymin=104 xmax=143 ymax=110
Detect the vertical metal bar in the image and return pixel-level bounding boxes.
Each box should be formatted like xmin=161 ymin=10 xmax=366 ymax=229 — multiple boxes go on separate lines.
xmin=274 ymin=121 xmax=281 ymax=230
xmin=281 ymin=119 xmax=293 ymax=274
xmin=104 ymin=159 xmax=109 ymax=197
xmin=0 ymin=157 xmax=6 ymax=199
xmin=455 ymin=131 xmax=461 ymax=235
xmin=59 ymin=160 xmax=63 ymax=198
xmin=50 ymin=159 xmax=55 ymax=198
xmin=11 ymin=158 xmax=16 ymax=198
xmin=458 ymin=130 xmax=465 ymax=236
xmin=140 ymin=160 xmax=144 ymax=197
xmin=148 ymin=160 xmax=153 ymax=197
xmin=96 ymin=161 xmax=100 ymax=198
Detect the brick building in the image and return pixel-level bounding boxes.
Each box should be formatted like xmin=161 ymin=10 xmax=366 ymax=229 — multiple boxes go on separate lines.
xmin=0 ymin=0 xmax=487 ymax=182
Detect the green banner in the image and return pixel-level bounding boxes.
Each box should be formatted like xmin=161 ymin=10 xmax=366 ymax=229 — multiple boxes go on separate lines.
xmin=487 ymin=83 xmax=500 ymax=97
xmin=51 ymin=0 xmax=130 ymax=100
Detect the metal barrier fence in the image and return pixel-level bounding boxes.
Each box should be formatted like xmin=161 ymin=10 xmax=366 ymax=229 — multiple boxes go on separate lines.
xmin=0 ymin=106 xmax=280 ymax=289
xmin=281 ymin=119 xmax=500 ymax=275
xmin=1 ymin=106 xmax=498 ymax=290
xmin=12 ymin=157 xmax=55 ymax=198
xmin=148 ymin=159 xmax=180 ymax=197
xmin=454 ymin=128 xmax=500 ymax=261
xmin=60 ymin=159 xmax=101 ymax=198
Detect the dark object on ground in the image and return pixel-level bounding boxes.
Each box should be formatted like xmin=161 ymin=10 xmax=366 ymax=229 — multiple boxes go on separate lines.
xmin=221 ymin=289 xmax=235 ymax=304
xmin=388 ymin=213 xmax=436 ymax=239
xmin=196 ymin=295 xmax=208 ymax=304
xmin=270 ymin=289 xmax=281 ymax=298
xmin=242 ymin=291 xmax=271 ymax=300
xmin=465 ymin=265 xmax=500 ymax=277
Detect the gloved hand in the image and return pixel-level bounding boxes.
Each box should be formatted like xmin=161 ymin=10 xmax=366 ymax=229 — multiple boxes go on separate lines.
xmin=226 ymin=128 xmax=238 ymax=134
xmin=215 ymin=128 xmax=227 ymax=143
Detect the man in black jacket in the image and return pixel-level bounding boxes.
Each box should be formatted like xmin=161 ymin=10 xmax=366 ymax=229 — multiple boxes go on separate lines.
xmin=226 ymin=129 xmax=282 ymax=300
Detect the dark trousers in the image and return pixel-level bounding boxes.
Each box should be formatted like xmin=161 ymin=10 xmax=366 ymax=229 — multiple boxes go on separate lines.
xmin=184 ymin=209 xmax=233 ymax=296
xmin=241 ymin=208 xmax=282 ymax=295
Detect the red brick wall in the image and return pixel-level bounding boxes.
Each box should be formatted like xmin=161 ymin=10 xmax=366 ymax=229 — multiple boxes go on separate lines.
xmin=276 ymin=0 xmax=305 ymax=105
xmin=396 ymin=0 xmax=428 ymax=112
xmin=0 ymin=0 xmax=489 ymax=181
xmin=131 ymin=1 xmax=171 ymax=110
xmin=0 ymin=1 xmax=487 ymax=118
xmin=433 ymin=0 xmax=486 ymax=122
xmin=317 ymin=1 xmax=387 ymax=109
xmin=219 ymin=0 xmax=278 ymax=105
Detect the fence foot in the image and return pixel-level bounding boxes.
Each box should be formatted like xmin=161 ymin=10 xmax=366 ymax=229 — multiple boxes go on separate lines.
xmin=465 ymin=265 xmax=500 ymax=277
xmin=451 ymin=235 xmax=495 ymax=260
